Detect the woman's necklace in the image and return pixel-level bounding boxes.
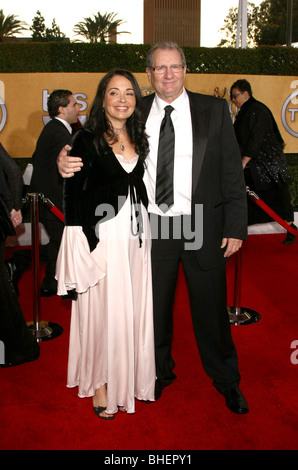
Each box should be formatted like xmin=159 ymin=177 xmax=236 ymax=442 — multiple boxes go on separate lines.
xmin=112 ymin=125 xmax=126 ymax=151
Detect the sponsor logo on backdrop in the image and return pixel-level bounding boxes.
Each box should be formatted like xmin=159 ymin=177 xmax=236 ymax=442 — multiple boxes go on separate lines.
xmin=281 ymin=81 xmax=298 ymax=138
xmin=0 ymin=83 xmax=297 ymax=142
xmin=290 ymin=340 xmax=298 ymax=365
xmin=0 ymin=81 xmax=7 ymax=132
xmin=140 ymin=86 xmax=155 ymax=96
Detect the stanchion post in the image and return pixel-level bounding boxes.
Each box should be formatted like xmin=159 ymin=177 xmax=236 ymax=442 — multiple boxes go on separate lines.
xmin=30 ymin=192 xmax=41 ymax=331
xmin=234 ymin=247 xmax=242 ymax=310
xmin=227 ymin=246 xmax=261 ymax=326
xmin=26 ymin=193 xmax=63 ymax=342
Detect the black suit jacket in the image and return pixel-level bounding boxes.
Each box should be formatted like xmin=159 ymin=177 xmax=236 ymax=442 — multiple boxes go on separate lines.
xmin=0 ymin=143 xmax=23 ymax=212
xmin=142 ymin=90 xmax=247 ymax=270
xmin=30 ymin=118 xmax=72 ymax=220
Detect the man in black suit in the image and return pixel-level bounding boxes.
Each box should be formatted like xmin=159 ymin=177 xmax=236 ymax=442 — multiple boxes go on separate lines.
xmin=142 ymin=43 xmax=248 ymax=413
xmin=30 ymin=89 xmax=79 ymax=296
xmin=57 ymin=43 xmax=248 ymax=414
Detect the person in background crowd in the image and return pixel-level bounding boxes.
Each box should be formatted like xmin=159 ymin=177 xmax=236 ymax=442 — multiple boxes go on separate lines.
xmin=29 ymin=89 xmax=80 ymax=296
xmin=5 ymin=91 xmax=81 ymax=296
xmin=0 ymin=143 xmax=39 ymax=367
xmin=231 ymin=78 xmax=297 ymax=244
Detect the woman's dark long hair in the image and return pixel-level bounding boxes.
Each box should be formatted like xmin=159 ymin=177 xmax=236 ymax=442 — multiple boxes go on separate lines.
xmin=85 ymin=69 xmax=149 ymax=160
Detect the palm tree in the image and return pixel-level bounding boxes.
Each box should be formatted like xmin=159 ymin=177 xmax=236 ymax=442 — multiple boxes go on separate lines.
xmin=0 ymin=9 xmax=28 ymax=42
xmin=73 ymin=11 xmax=130 ymax=43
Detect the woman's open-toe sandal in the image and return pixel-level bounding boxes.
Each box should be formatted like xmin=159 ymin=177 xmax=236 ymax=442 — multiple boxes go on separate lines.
xmin=118 ymin=406 xmax=127 ymax=413
xmin=93 ymin=406 xmax=114 ymax=420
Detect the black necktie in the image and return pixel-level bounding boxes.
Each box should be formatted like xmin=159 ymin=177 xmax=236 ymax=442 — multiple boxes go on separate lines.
xmin=155 ymin=105 xmax=175 ymax=212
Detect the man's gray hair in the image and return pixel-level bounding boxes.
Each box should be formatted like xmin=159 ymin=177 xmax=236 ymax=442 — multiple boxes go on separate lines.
xmin=146 ymin=41 xmax=186 ymax=68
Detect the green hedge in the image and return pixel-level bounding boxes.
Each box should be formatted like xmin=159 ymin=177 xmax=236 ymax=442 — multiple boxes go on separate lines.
xmin=0 ymin=43 xmax=297 ymax=74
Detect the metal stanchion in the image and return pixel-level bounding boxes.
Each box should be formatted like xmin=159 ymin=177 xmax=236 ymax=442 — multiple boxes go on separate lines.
xmin=227 ymin=246 xmax=261 ymax=326
xmin=26 ymin=193 xmax=63 ymax=342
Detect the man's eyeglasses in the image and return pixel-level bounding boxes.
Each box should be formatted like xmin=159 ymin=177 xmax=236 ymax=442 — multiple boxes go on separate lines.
xmin=150 ymin=64 xmax=185 ymax=74
xmin=231 ymin=92 xmax=242 ymax=99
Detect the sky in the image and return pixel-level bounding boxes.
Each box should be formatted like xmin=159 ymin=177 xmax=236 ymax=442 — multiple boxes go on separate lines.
xmin=3 ymin=0 xmax=263 ymax=47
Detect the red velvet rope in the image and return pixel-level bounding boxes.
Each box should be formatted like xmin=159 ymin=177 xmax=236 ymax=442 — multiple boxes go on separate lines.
xmin=247 ymin=187 xmax=297 ymax=236
xmin=42 ymin=198 xmax=65 ymax=223
xmin=42 ymin=191 xmax=297 ymax=236
xmin=49 ymin=205 xmax=65 ymax=223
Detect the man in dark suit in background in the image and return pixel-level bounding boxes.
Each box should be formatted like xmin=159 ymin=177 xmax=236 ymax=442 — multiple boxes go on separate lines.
xmin=30 ymin=89 xmax=79 ymax=296
xmin=57 ymin=43 xmax=249 ymax=414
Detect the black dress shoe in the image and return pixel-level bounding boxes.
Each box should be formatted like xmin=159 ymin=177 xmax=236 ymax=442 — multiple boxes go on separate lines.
xmin=155 ymin=380 xmax=165 ymax=401
xmin=283 ymin=223 xmax=297 ymax=245
xmin=5 ymin=258 xmax=19 ymax=296
xmin=220 ymin=387 xmax=249 ymax=414
xmin=40 ymin=287 xmax=57 ymax=297
xmin=62 ymin=289 xmax=78 ymax=301
xmin=40 ymin=277 xmax=57 ymax=297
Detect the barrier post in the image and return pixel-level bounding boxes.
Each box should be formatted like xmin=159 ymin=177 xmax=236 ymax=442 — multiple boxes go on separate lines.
xmin=228 ymin=246 xmax=261 ymax=325
xmin=228 ymin=186 xmax=297 ymax=325
xmin=26 ymin=193 xmax=63 ymax=341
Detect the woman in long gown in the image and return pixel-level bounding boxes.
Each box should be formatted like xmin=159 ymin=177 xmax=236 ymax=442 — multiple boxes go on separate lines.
xmin=56 ymin=70 xmax=156 ymax=419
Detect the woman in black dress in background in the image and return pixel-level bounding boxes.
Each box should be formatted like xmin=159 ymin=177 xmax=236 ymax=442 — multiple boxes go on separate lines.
xmin=0 ymin=143 xmax=39 ymax=367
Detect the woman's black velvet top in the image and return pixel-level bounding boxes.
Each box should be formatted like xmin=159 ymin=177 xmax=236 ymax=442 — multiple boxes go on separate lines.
xmin=63 ymin=129 xmax=148 ymax=251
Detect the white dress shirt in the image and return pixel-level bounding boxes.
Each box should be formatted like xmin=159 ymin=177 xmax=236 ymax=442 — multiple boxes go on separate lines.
xmin=143 ymin=88 xmax=193 ymax=216
xmin=54 ymin=117 xmax=72 ymax=134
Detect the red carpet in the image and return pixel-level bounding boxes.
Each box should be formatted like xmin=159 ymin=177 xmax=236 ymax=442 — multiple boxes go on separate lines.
xmin=1 ymin=233 xmax=298 ymax=452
